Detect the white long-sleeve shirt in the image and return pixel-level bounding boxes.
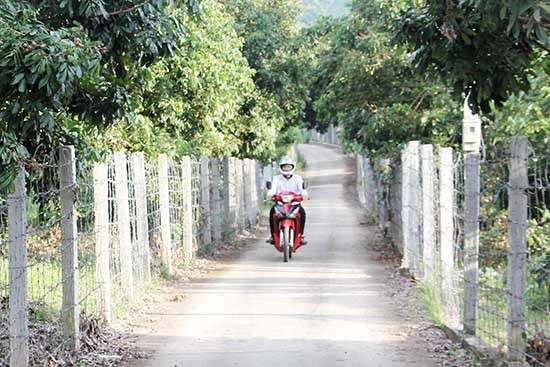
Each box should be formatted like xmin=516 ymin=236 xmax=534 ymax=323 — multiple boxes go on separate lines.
xmin=267 ymin=174 xmax=305 ymax=197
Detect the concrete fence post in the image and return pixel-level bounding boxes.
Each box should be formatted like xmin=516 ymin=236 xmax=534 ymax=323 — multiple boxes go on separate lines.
xmin=181 ymin=156 xmax=194 ymax=262
xmin=249 ymin=159 xmax=258 ymax=226
xmin=223 ymin=157 xmax=239 ymax=235
xmin=211 ymin=158 xmax=222 ymax=247
xmin=131 ymin=152 xmax=150 ymax=282
xmin=356 ymin=155 xmax=365 ymax=205
xmin=401 ymin=141 xmax=421 ymax=276
xmin=363 ymin=157 xmax=376 ymax=217
xmin=390 ymin=157 xmax=404 ymax=249
xmin=401 ymin=146 xmax=411 ymax=270
xmin=200 ymin=155 xmax=212 ymax=249
xmin=235 ymin=159 xmax=245 ymax=232
xmin=8 ymin=168 xmax=28 ymax=367
xmin=158 ymin=154 xmax=172 ymax=273
xmin=376 ymin=159 xmax=390 ymax=228
xmin=507 ymin=136 xmax=529 ymax=362
xmin=59 ymin=145 xmax=80 ymax=351
xmin=464 ymin=153 xmax=480 ymax=335
xmin=439 ymin=147 xmax=459 ymax=328
xmin=421 ymin=144 xmax=435 ymax=282
xmin=93 ymin=163 xmax=111 ymax=323
xmin=255 ymin=160 xmax=263 ymax=210
xmin=243 ymin=159 xmax=252 ymax=228
xmin=114 ymin=152 xmax=134 ymax=299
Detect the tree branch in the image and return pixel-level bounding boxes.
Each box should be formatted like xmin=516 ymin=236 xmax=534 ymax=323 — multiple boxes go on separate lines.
xmin=108 ymin=1 xmax=150 ymax=16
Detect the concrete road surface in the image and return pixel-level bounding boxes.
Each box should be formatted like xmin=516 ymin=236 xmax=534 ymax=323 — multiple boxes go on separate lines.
xmin=130 ymin=143 xmax=437 ymax=367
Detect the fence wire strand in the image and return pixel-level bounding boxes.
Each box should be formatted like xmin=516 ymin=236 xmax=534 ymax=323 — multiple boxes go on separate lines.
xmin=359 ymin=141 xmax=549 ymax=367
xmin=0 ymin=150 xmax=266 ymax=365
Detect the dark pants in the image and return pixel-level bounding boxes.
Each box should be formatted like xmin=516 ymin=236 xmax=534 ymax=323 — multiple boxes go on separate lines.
xmin=269 ymin=206 xmax=306 ymax=236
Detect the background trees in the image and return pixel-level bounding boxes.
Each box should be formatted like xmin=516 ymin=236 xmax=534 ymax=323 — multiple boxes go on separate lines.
xmin=0 ymin=0 xmax=303 ymax=188
xmin=398 ymin=0 xmax=549 ymax=113
xmin=296 ymin=0 xmax=548 ymax=156
xmin=1 ymin=0 xmax=548 ymax=185
xmin=0 ymin=0 xmax=195 ymax=187
xmin=297 ymin=0 xmax=463 ymax=156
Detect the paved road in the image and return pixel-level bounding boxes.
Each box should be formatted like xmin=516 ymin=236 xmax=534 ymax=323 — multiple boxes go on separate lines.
xmin=131 ymin=144 xmax=437 ymax=367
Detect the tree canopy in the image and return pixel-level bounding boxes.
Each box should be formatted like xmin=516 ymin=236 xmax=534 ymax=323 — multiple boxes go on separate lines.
xmin=1 ymin=0 xmax=548 ymax=188
xmin=398 ymin=0 xmax=549 ymax=113
xmin=0 ymin=0 xmax=305 ymax=188
xmin=293 ymin=0 xmax=549 ymax=156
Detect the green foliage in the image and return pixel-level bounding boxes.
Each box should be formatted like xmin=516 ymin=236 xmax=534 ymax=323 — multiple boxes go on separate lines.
xmin=527 ymin=209 xmax=550 ymax=309
xmin=419 ymin=282 xmax=445 ymax=327
xmin=1 ymin=0 xmax=296 ymax=189
xmin=222 ymin=0 xmax=311 ymax=143
xmin=486 ymin=56 xmax=550 ymax=150
xmin=0 ymin=0 xmax=195 ymax=188
xmin=298 ymin=0 xmax=463 ymax=156
xmin=0 ymin=0 xmax=102 ymax=186
xmin=397 ymin=0 xmax=549 ymax=113
xmin=114 ymin=0 xmax=264 ymax=158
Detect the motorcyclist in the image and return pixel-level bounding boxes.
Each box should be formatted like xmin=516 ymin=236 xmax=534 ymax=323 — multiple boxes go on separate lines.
xmin=266 ymin=156 xmax=308 ymax=245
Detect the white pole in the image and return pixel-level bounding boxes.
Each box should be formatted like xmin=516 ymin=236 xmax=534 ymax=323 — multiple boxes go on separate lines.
xmin=114 ymin=152 xmax=134 ymax=299
xmin=463 ymin=153 xmax=480 ymax=335
xmin=507 ymin=136 xmax=529 ymax=362
xmin=181 ymin=156 xmax=194 ymax=262
xmin=59 ymin=145 xmax=80 ymax=350
xmin=131 ymin=152 xmax=150 ymax=282
xmin=93 ymin=163 xmax=111 ymax=323
xmin=439 ymin=147 xmax=458 ymax=327
xmin=158 ymin=154 xmax=172 ymax=273
xmin=200 ymin=155 xmax=212 ymax=249
xmin=211 ymin=158 xmax=222 ymax=247
xmin=8 ymin=169 xmax=28 ymax=367
xmin=421 ymin=144 xmax=435 ymax=282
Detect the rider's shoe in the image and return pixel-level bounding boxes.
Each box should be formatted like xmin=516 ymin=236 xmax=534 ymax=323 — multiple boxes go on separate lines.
xmin=300 ymin=236 xmax=308 ymax=245
xmin=266 ymin=236 xmax=275 ymax=244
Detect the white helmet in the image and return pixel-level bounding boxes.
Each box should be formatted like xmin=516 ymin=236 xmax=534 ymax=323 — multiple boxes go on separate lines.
xmin=279 ymin=156 xmax=296 ymax=178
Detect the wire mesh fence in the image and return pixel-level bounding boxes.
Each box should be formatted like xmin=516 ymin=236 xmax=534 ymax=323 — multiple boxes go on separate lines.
xmin=524 ymin=148 xmax=550 ymax=365
xmin=357 ymin=137 xmax=550 ymax=366
xmin=0 ymin=147 xmax=266 ymax=366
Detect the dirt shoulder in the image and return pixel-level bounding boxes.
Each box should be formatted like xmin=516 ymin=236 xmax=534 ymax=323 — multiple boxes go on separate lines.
xmin=363 ymin=224 xmax=481 ymax=367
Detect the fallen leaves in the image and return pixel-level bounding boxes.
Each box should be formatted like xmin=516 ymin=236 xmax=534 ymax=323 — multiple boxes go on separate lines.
xmin=0 ymin=315 xmax=148 ymax=367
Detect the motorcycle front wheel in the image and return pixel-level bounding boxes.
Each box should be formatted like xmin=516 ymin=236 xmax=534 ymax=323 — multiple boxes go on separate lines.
xmin=283 ymin=226 xmax=290 ymax=262
xmin=289 ymin=227 xmax=294 ymax=259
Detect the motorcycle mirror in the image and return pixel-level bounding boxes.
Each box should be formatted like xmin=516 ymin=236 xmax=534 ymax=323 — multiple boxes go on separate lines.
xmin=266 ymin=181 xmax=272 ymax=190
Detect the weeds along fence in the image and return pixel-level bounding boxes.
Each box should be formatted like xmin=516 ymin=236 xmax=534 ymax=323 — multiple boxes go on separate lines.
xmin=357 ymin=136 xmax=549 ymax=366
xmin=0 ymin=146 xmax=266 ymax=366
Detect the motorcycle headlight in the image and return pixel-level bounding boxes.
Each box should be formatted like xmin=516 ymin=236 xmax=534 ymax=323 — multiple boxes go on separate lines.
xmin=281 ymin=194 xmax=293 ymax=203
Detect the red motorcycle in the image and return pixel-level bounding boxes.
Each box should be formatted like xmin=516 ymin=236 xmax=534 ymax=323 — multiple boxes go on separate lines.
xmin=267 ymin=191 xmax=304 ymax=262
